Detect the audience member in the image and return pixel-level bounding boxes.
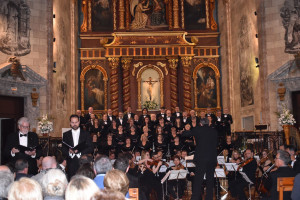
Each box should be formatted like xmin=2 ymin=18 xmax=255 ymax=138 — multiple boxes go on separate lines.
xmin=32 ymin=156 xmax=57 ymax=184
xmin=94 ymin=156 xmax=113 ymax=189
xmin=291 ymin=173 xmax=300 ymax=200
xmin=76 ymin=163 xmax=95 ymax=179
xmin=103 ymin=169 xmax=129 ymax=196
xmin=14 ymin=158 xmax=30 ymax=180
xmin=41 ymin=169 xmax=68 ymax=200
xmin=65 ymin=175 xmax=101 ymax=200
xmin=8 ymin=177 xmax=42 ymax=200
xmin=98 ymin=189 xmax=125 ymax=200
xmin=0 ymin=171 xmax=14 ymax=199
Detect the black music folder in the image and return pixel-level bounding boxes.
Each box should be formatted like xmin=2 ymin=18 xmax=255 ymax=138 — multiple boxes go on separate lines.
xmin=62 ymin=141 xmax=87 ymax=153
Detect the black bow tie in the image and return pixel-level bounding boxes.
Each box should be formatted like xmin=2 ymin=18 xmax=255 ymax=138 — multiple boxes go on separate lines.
xmin=20 ymin=134 xmax=27 ymax=137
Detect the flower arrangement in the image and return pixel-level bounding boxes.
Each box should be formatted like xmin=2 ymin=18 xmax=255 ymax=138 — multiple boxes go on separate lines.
xmin=143 ymin=100 xmax=159 ymax=110
xmin=37 ymin=114 xmax=53 ymax=134
xmin=278 ymin=106 xmax=296 ymax=126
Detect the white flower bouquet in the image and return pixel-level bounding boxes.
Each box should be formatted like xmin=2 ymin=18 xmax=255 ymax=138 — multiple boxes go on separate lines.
xmin=37 ymin=114 xmax=53 ymax=134
xmin=278 ymin=106 xmax=296 ymax=126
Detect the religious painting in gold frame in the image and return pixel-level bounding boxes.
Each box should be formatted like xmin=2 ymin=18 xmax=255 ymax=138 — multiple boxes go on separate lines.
xmin=136 ymin=65 xmax=164 ymax=110
xmin=193 ymin=63 xmax=221 ymax=109
xmin=80 ymin=65 xmax=108 ymax=112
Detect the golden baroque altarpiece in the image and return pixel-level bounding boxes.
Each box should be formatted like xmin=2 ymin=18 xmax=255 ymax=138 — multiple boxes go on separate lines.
xmin=79 ymin=0 xmax=220 ymax=116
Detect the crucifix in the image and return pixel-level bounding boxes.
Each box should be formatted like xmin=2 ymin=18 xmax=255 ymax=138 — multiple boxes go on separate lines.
xmin=143 ymin=77 xmax=158 ymax=101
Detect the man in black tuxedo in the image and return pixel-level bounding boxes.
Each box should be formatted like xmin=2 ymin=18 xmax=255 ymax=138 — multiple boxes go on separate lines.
xmin=172 ymin=106 xmax=182 ymax=119
xmin=222 ymin=108 xmax=233 ymax=135
xmin=62 ymin=114 xmax=93 ymax=179
xmin=4 ymin=117 xmax=41 ymax=175
xmin=107 ymin=108 xmax=116 ymax=123
xmin=84 ymin=107 xmax=98 ymax=122
xmin=123 ymin=106 xmax=135 ymax=124
xmin=156 ymin=107 xmax=166 ymax=120
xmin=165 ymin=109 xmax=175 ymax=124
xmin=116 ymin=112 xmax=126 ymax=127
xmin=262 ymin=150 xmax=296 ymax=200
xmin=181 ymin=124 xmax=218 ymax=200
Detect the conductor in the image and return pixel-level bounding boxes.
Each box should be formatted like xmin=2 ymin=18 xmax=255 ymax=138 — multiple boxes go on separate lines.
xmin=182 ymin=124 xmax=218 ymax=200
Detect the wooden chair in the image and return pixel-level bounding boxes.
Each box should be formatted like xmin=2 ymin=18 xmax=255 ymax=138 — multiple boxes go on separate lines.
xmin=129 ymin=188 xmax=139 ymax=200
xmin=277 ymin=177 xmax=295 ymax=200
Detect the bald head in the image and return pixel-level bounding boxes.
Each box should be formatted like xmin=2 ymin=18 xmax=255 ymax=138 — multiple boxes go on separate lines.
xmin=42 ymin=156 xmax=57 ymax=170
xmin=0 ymin=165 xmax=11 ymax=173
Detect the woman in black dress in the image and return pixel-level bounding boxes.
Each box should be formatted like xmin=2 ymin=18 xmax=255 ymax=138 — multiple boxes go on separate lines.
xmin=154 ymin=134 xmax=167 ymax=154
xmin=100 ymin=133 xmax=116 ymax=156
xmin=122 ymin=137 xmax=134 ymax=153
xmin=137 ymin=134 xmax=151 ymax=152
xmin=108 ymin=119 xmax=118 ymax=135
xmin=128 ymin=125 xmax=140 ymax=148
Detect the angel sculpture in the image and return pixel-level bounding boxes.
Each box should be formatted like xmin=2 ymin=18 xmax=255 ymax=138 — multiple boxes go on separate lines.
xmin=130 ymin=0 xmax=150 ymax=29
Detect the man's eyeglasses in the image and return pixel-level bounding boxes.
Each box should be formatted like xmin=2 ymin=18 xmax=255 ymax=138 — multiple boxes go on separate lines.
xmin=20 ymin=125 xmax=30 ymax=129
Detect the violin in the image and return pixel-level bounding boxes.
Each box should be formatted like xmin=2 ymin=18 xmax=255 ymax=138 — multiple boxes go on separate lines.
xmin=237 ymin=157 xmax=254 ymax=171
xmin=172 ymin=163 xmax=185 ymax=170
xmin=147 ymin=159 xmax=169 ymax=167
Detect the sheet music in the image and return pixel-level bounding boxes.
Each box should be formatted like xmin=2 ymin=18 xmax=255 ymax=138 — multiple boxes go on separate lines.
xmin=168 ymin=169 xmax=188 ymax=180
xmin=159 ymin=165 xmax=168 ymax=173
xmin=186 ymin=162 xmax=196 ymax=168
xmin=185 ymin=155 xmax=194 ymax=160
xmin=239 ymin=171 xmax=253 ymax=184
xmin=224 ymin=163 xmax=239 ymax=171
xmin=204 ymin=168 xmax=226 ymax=179
xmin=217 ymin=156 xmax=226 ymax=165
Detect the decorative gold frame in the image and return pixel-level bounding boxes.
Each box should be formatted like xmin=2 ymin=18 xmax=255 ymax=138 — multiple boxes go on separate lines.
xmin=136 ymin=65 xmax=164 ymax=110
xmin=80 ymin=65 xmax=108 ymax=113
xmin=193 ymin=62 xmax=221 ymax=110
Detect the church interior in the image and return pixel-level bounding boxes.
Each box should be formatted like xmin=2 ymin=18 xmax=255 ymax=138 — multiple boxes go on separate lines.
xmin=0 ymin=0 xmax=300 ymax=198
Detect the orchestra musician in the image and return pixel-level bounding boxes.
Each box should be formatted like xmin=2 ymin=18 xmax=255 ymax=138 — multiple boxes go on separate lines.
xmin=258 ymin=149 xmax=273 ymax=173
xmin=229 ymin=148 xmax=257 ymax=200
xmin=261 ymin=150 xmax=296 ymax=200
xmin=167 ymin=155 xmax=186 ymax=200
xmin=230 ymin=150 xmax=243 ymax=164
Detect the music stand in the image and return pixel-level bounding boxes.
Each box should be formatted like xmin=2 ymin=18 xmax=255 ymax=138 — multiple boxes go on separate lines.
xmin=255 ymin=124 xmax=268 ymax=152
xmin=169 ymin=170 xmax=188 ymax=199
xmin=240 ymin=172 xmax=254 ymax=200
xmin=161 ymin=171 xmax=171 ymax=200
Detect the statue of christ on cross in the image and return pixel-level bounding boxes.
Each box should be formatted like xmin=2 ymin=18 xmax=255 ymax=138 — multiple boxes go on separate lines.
xmin=143 ymin=77 xmax=158 ymax=101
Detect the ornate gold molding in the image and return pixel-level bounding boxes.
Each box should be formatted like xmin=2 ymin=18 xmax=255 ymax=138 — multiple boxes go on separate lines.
xmin=156 ymin=62 xmax=168 ymax=75
xmin=192 ymin=62 xmax=221 ymax=109
xmin=132 ymin=62 xmax=143 ymax=76
xmin=206 ymin=0 xmax=209 ymax=29
xmin=180 ymin=0 xmax=184 ymax=29
xmin=136 ymin=65 xmax=164 ymax=110
xmin=210 ymin=0 xmax=218 ymax=30
xmin=80 ymin=65 xmax=108 ymax=112
xmin=81 ymin=0 xmax=88 ymax=32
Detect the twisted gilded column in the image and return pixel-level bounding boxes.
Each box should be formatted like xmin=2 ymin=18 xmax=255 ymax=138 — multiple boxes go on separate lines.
xmin=108 ymin=57 xmax=120 ymax=115
xmin=173 ymin=0 xmax=179 ymax=29
xmin=121 ymin=58 xmax=132 ymax=111
xmin=181 ymin=57 xmax=193 ymax=111
xmin=87 ymin=0 xmax=92 ymax=31
xmin=119 ymin=0 xmax=125 ymax=29
xmin=168 ymin=58 xmax=179 ymax=111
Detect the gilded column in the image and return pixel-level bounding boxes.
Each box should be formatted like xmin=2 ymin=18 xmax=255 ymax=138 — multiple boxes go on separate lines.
xmin=181 ymin=56 xmax=193 ymax=111
xmin=108 ymin=57 xmax=120 ymax=115
xmin=173 ymin=0 xmax=179 ymax=29
xmin=216 ymin=77 xmax=221 ymax=109
xmin=88 ymin=0 xmax=92 ymax=31
xmin=205 ymin=0 xmax=209 ymax=29
xmin=121 ymin=58 xmax=132 ymax=111
xmin=180 ymin=0 xmax=184 ymax=29
xmin=125 ymin=0 xmax=130 ymax=30
xmin=119 ymin=0 xmax=125 ymax=29
xmin=80 ymin=0 xmax=88 ymax=32
xmin=168 ymin=0 xmax=173 ymax=30
xmin=113 ymin=0 xmax=117 ymax=31
xmin=168 ymin=58 xmax=179 ymax=111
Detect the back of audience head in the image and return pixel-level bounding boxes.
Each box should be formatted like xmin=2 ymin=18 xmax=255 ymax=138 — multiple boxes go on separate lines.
xmin=42 ymin=156 xmax=57 ymax=170
xmin=0 ymin=171 xmax=14 ymax=198
xmin=98 ymin=189 xmax=125 ymax=200
xmin=41 ymin=169 xmax=68 ymax=198
xmin=76 ymin=163 xmax=96 ymax=179
xmin=65 ymin=175 xmax=101 ymax=200
xmin=0 ymin=165 xmax=12 ymax=173
xmin=15 ymin=159 xmax=28 ymax=174
xmin=103 ymin=169 xmax=129 ymax=196
xmin=79 ymin=154 xmax=93 ymax=166
xmin=113 ymin=156 xmax=129 ymax=173
xmin=8 ymin=177 xmax=42 ymax=200
xmin=94 ymin=156 xmax=112 ymax=175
